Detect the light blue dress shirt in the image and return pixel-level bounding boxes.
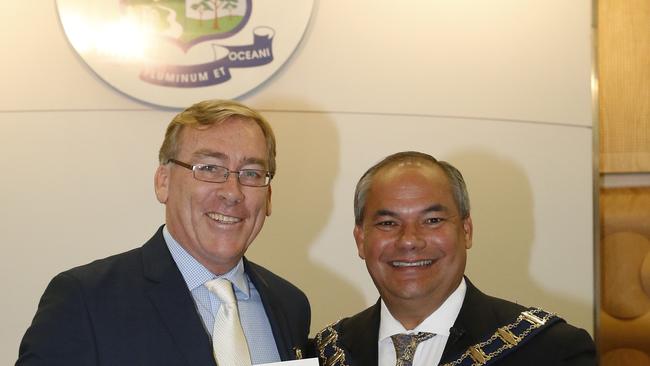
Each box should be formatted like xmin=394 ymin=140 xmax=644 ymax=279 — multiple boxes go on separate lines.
xmin=163 ymin=226 xmax=281 ymax=364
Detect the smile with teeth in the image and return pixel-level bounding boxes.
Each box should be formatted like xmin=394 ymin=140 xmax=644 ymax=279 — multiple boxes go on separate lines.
xmin=391 ymin=259 xmax=433 ymax=268
xmin=207 ymin=212 xmax=242 ymax=224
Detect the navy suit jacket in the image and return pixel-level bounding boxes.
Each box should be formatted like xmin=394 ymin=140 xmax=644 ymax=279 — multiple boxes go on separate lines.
xmin=316 ymin=278 xmax=595 ymax=365
xmin=17 ymin=227 xmax=311 ymax=365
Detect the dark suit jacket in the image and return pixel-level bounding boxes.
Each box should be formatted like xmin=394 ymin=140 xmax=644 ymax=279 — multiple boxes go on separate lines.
xmin=17 ymin=227 xmax=311 ymax=366
xmin=316 ymin=278 xmax=595 ymax=365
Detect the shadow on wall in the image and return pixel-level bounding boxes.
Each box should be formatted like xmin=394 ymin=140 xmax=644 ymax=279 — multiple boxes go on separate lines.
xmin=448 ymin=149 xmax=590 ymax=326
xmin=247 ymin=100 xmax=365 ymax=335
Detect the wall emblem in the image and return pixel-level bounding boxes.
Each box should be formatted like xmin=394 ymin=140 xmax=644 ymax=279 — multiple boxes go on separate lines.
xmin=56 ymin=0 xmax=314 ymax=108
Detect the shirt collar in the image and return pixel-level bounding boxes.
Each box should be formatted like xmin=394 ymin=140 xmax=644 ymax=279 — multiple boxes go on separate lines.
xmin=163 ymin=225 xmax=250 ymax=298
xmin=378 ymin=277 xmax=466 ymax=341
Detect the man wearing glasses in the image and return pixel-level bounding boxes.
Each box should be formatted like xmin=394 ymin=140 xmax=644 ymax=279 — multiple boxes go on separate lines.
xmin=17 ymin=100 xmax=311 ymax=366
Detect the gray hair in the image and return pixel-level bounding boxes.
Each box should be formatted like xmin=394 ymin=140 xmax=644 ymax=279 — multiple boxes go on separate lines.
xmin=353 ymin=151 xmax=470 ymax=224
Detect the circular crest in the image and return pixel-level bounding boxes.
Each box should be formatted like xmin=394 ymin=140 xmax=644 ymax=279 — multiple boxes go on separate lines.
xmin=57 ymin=0 xmax=314 ymax=108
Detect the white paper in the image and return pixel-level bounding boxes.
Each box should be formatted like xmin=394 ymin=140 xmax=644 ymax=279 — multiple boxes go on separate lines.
xmin=256 ymin=358 xmax=319 ymax=366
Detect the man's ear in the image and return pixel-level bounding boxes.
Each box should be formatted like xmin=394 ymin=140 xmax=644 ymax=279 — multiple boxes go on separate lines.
xmin=265 ymin=185 xmax=272 ymax=216
xmin=463 ymin=215 xmax=473 ymax=249
xmin=353 ymin=225 xmax=366 ymax=259
xmin=154 ymin=165 xmax=170 ymax=204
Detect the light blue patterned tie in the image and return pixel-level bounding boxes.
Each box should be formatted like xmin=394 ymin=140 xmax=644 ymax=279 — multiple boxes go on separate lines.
xmin=391 ymin=332 xmax=435 ymax=366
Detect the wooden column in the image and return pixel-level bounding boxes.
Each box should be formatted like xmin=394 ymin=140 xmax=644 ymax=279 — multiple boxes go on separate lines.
xmin=599 ymin=0 xmax=650 ymax=173
xmin=598 ymin=0 xmax=650 ymax=365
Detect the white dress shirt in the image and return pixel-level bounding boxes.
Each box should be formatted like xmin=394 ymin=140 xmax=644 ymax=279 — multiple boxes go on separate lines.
xmin=378 ymin=278 xmax=467 ymax=366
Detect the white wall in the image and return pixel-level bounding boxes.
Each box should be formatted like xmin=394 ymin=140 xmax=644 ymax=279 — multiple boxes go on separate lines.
xmin=0 ymin=1 xmax=594 ymax=363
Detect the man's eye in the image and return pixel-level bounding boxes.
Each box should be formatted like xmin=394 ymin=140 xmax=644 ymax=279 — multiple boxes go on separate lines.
xmin=425 ymin=217 xmax=444 ymax=225
xmin=197 ymin=165 xmax=220 ymax=173
xmin=241 ymin=170 xmax=262 ymax=178
xmin=376 ymin=221 xmax=397 ymax=227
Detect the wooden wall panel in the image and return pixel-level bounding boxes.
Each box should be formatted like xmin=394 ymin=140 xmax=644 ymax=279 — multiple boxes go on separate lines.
xmin=599 ymin=188 xmax=650 ymax=360
xmin=598 ymin=0 xmax=650 ymax=173
xmin=598 ymin=0 xmax=650 ymax=362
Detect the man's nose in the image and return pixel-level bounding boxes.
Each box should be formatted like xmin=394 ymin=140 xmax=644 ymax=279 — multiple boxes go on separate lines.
xmin=217 ymin=172 xmax=244 ymax=204
xmin=397 ymin=223 xmax=426 ymax=250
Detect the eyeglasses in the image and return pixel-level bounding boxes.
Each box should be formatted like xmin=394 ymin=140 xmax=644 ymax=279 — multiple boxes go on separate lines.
xmin=167 ymin=159 xmax=273 ymax=187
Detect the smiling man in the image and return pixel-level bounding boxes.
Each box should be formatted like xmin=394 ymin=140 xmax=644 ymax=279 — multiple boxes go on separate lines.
xmin=315 ymin=151 xmax=595 ymax=366
xmin=17 ymin=100 xmax=310 ymax=366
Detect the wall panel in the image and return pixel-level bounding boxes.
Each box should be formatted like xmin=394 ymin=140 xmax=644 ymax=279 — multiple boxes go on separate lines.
xmin=598 ymin=0 xmax=650 ymax=173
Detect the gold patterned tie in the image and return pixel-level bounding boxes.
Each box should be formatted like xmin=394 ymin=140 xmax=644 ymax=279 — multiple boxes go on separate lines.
xmin=391 ymin=332 xmax=435 ymax=366
xmin=205 ymin=278 xmax=252 ymax=366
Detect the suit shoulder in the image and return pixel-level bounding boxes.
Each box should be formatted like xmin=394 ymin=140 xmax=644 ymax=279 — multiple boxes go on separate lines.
xmin=502 ymin=317 xmax=597 ymax=364
xmin=470 ymin=288 xmax=596 ymax=362
xmin=539 ymin=320 xmax=596 ymax=352
xmin=475 ymin=289 xmax=530 ymax=322
xmin=476 ymin=290 xmax=594 ymax=341
xmin=476 ymin=291 xmax=593 ymax=341
xmin=59 ymin=228 xmax=166 ymax=284
xmin=47 ymin=244 xmax=156 ymax=302
xmin=62 ymin=246 xmax=143 ymax=283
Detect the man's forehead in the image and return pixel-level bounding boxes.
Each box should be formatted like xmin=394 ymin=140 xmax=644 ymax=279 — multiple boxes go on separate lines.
xmin=372 ymin=203 xmax=450 ymax=219
xmin=191 ymin=149 xmax=267 ymax=166
xmin=178 ymin=117 xmax=262 ymax=144
xmin=177 ymin=120 xmax=268 ymax=164
xmin=367 ymin=163 xmax=455 ymax=206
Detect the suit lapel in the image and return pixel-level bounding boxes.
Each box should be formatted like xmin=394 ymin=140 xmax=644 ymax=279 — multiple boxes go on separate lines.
xmin=338 ymin=301 xmax=380 ymax=366
xmin=440 ymin=278 xmax=496 ymax=364
xmin=244 ymin=259 xmax=294 ymax=360
xmin=142 ymin=228 xmax=216 ymax=366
